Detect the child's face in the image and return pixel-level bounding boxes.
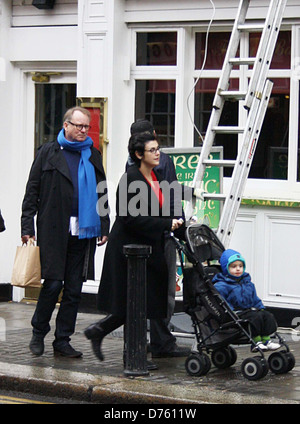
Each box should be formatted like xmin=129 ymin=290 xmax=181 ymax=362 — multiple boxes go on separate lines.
xmin=228 ymin=260 xmax=244 ymax=277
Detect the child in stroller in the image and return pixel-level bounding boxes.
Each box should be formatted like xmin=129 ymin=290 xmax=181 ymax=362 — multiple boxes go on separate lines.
xmin=213 ymin=249 xmax=280 ymax=353
xmin=172 ymin=223 xmax=295 ymax=381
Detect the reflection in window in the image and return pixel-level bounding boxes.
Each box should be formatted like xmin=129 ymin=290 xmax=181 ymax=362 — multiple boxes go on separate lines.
xmin=195 ymin=32 xmax=239 ymax=70
xmin=35 ymin=84 xmax=76 ymax=153
xmin=137 ymin=32 xmax=177 ymax=66
xmin=249 ymin=31 xmax=291 ymax=70
xmin=249 ymin=79 xmax=290 ymax=179
xmin=194 ymin=30 xmax=291 ymax=180
xmin=194 ymin=79 xmax=238 ymax=177
xmin=135 ymin=80 xmax=175 ymax=147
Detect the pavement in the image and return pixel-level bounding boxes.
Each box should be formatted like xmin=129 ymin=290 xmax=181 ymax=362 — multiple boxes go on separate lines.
xmin=1 ymin=301 xmax=300 ymax=405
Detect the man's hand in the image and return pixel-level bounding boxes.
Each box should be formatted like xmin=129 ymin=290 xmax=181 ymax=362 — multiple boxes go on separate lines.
xmin=21 ymin=235 xmax=35 ymax=244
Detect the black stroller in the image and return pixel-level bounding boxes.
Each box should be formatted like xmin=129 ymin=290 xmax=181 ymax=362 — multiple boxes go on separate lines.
xmin=172 ymin=223 xmax=295 ymax=381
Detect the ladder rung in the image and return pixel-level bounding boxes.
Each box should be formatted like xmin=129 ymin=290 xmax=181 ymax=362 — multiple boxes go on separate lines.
xmin=238 ymin=23 xmax=265 ymax=32
xmin=203 ymin=159 xmax=236 ymax=167
xmin=212 ymin=126 xmax=244 ymax=134
xmin=218 ymin=90 xmax=247 ymax=100
xmin=229 ymin=57 xmax=256 ymax=65
xmin=202 ymin=193 xmax=227 ymax=201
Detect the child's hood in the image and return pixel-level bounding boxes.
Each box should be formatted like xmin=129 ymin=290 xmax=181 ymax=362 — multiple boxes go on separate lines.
xmin=219 ymin=249 xmax=246 ymax=276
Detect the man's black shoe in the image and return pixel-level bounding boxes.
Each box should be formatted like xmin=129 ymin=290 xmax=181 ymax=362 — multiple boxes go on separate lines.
xmin=29 ymin=335 xmax=44 ymax=356
xmin=152 ymin=345 xmax=190 ymax=358
xmin=53 ymin=343 xmax=83 ymax=358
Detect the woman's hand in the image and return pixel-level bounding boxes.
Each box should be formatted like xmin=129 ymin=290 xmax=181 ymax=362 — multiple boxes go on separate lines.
xmin=171 ymin=219 xmax=183 ymax=232
xmin=97 ymin=235 xmax=108 ymax=246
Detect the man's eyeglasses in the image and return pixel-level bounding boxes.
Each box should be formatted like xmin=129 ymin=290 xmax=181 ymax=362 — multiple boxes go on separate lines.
xmin=68 ymin=121 xmax=91 ymax=131
xmin=144 ymin=146 xmax=160 ymax=154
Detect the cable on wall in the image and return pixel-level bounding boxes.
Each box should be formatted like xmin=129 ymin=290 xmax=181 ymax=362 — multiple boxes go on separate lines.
xmin=186 ymin=0 xmax=216 ymax=143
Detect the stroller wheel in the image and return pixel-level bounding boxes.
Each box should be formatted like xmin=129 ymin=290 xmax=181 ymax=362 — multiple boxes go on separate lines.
xmin=202 ymin=353 xmax=212 ymax=374
xmin=185 ymin=353 xmax=211 ymax=377
xmin=241 ymin=357 xmax=265 ymax=381
xmin=211 ymin=347 xmax=233 ymax=369
xmin=253 ymin=356 xmax=269 ymax=378
xmin=284 ymin=351 xmax=296 ymax=372
xmin=227 ymin=346 xmax=237 ymax=366
xmin=268 ymin=351 xmax=291 ymax=374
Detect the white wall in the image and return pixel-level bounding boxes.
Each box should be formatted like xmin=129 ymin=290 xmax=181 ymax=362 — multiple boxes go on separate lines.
xmin=230 ymin=205 xmax=300 ymax=309
xmin=0 ymin=0 xmax=16 ymax=284
xmin=12 ymin=0 xmax=77 ymax=26
xmin=124 ymin=0 xmax=300 ymax=23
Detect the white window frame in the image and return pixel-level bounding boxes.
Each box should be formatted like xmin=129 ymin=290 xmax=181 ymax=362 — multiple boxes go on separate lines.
xmin=131 ymin=27 xmax=195 ymax=148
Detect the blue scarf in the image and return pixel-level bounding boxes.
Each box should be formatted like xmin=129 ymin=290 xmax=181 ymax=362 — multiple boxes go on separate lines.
xmin=57 ymin=129 xmax=101 ymax=239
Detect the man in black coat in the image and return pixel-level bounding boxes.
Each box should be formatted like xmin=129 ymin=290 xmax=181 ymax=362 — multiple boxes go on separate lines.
xmin=21 ymin=106 xmax=109 ymax=358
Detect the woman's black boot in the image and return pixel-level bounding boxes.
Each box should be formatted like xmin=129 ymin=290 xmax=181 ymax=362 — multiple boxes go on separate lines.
xmin=84 ymin=315 xmax=124 ymax=361
xmin=84 ymin=322 xmax=106 ymax=361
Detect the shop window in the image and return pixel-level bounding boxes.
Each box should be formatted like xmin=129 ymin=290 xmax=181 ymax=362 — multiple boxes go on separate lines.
xmin=193 ymin=78 xmax=238 ymax=177
xmin=136 ymin=32 xmax=177 ymax=66
xmin=249 ymin=31 xmax=291 ymax=69
xmin=195 ymin=32 xmax=239 ymax=70
xmin=194 ymin=30 xmax=291 ymax=180
xmin=249 ymin=31 xmax=291 ymax=179
xmin=35 ymin=84 xmax=76 ymax=153
xmin=250 ymin=79 xmax=290 ymax=179
xmin=135 ymin=80 xmax=175 ymax=147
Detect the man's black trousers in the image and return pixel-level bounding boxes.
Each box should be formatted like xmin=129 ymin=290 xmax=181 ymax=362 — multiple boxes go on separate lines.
xmin=31 ymin=235 xmax=89 ymax=346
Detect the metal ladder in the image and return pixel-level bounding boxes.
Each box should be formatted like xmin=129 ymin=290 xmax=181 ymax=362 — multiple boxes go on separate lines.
xmin=191 ymin=0 xmax=287 ymax=248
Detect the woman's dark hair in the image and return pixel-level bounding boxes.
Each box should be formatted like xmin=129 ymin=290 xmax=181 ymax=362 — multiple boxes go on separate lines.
xmin=128 ymin=131 xmax=157 ymax=166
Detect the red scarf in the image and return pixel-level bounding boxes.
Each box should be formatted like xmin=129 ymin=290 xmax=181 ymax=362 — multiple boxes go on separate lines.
xmin=145 ymin=171 xmax=164 ymax=208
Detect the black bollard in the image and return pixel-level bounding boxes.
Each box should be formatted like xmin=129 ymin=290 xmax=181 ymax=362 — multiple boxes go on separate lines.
xmin=123 ymin=244 xmax=152 ymax=377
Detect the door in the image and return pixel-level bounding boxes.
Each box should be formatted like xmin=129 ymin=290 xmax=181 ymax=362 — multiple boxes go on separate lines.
xmin=25 ymin=80 xmax=77 ymax=301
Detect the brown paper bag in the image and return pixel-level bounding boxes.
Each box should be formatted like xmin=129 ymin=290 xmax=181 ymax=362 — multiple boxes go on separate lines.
xmin=11 ymin=239 xmax=41 ymax=288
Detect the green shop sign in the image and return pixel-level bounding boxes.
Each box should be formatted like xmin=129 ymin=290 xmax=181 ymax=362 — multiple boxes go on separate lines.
xmin=162 ymin=147 xmax=223 ymax=228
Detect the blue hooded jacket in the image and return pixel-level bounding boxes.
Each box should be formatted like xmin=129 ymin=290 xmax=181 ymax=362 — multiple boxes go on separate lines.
xmin=212 ymin=249 xmax=264 ymax=311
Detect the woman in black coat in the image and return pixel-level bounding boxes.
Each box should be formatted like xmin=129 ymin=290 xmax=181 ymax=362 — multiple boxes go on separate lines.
xmin=84 ymin=131 xmax=183 ymax=362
